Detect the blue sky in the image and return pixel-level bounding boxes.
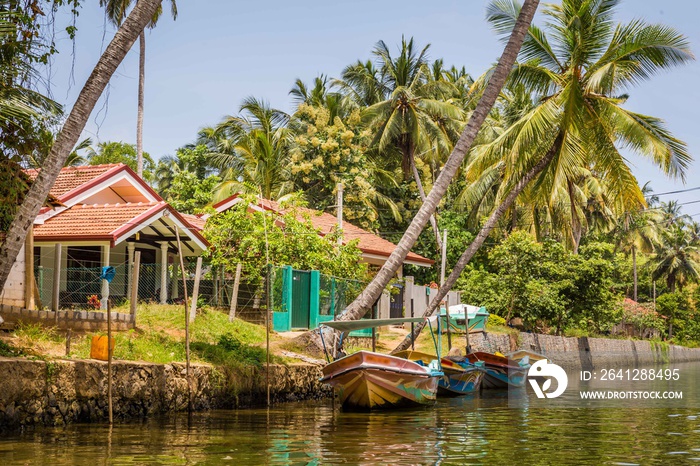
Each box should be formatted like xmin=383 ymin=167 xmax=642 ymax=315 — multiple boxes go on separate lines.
xmin=46 ymin=0 xmax=700 ymax=213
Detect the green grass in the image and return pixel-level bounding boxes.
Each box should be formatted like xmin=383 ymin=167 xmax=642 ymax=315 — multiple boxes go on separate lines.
xmin=0 ymin=339 xmax=25 ymax=357
xmin=14 ymin=321 xmax=63 ymax=343
xmin=72 ymin=303 xmax=276 ymax=370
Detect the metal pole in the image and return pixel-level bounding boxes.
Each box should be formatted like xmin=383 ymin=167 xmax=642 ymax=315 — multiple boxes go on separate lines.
xmin=440 ymin=229 xmax=447 ymax=287
xmin=446 ymin=294 xmax=452 ymax=351
xmin=410 ymin=299 xmax=415 ymax=351
xmin=130 ymin=252 xmax=141 ymax=322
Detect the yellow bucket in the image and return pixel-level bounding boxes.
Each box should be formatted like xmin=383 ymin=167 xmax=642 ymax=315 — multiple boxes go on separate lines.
xmin=90 ymin=335 xmax=116 ymax=361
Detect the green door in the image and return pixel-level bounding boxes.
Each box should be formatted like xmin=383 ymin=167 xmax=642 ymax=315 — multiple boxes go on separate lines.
xmin=291 ymin=269 xmax=311 ymax=329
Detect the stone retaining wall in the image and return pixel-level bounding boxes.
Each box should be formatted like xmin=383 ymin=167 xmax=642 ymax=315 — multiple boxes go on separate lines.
xmin=468 ymin=331 xmax=700 ymax=369
xmin=0 ymin=357 xmax=328 ymax=430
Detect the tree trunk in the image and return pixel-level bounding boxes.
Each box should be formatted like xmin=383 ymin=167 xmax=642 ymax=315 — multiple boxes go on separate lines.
xmin=632 ymin=245 xmax=637 ymax=301
xmin=334 ymin=0 xmax=540 ymax=324
xmin=568 ymin=179 xmax=582 ymax=254
xmin=137 ymin=31 xmax=146 ymax=178
xmin=390 ymin=134 xmax=562 ymax=354
xmin=0 ymin=0 xmax=164 ymax=297
xmin=409 ymin=151 xmax=442 ymax=253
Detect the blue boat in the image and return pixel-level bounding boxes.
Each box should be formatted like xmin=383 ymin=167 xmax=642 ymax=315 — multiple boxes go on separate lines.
xmin=395 ymin=350 xmax=484 ymax=396
xmin=466 ymin=352 xmax=530 ymax=389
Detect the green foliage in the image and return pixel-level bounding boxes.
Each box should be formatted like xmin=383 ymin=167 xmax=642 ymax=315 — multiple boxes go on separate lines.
xmin=203 ymin=201 xmax=368 ymax=283
xmin=0 ymin=340 xmax=25 ymax=357
xmin=290 ymin=104 xmax=390 ymax=230
xmin=456 ymin=231 xmax=623 ymax=334
xmin=86 ymin=141 xmax=156 ymax=180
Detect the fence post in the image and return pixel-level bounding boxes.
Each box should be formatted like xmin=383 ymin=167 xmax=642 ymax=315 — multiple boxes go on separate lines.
xmin=191 ymin=257 xmax=203 ymax=323
xmin=130 ymin=251 xmax=141 ymax=323
xmin=228 ymin=262 xmax=242 ymax=322
xmin=52 ymin=244 xmax=62 ymax=325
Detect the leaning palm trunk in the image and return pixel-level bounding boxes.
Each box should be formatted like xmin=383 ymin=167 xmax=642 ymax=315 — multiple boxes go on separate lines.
xmin=137 ymin=31 xmax=146 ymax=177
xmin=0 ymin=0 xmax=164 ymax=297
xmin=410 ymin=155 xmax=442 ymax=252
xmin=390 ymin=135 xmax=562 ymax=354
xmin=335 ymin=0 xmax=540 ymax=323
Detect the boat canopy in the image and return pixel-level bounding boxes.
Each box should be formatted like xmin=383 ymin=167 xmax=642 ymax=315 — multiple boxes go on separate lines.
xmin=321 ymin=317 xmax=427 ymax=332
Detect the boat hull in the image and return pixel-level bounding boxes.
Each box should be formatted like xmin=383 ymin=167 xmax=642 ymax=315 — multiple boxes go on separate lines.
xmin=437 ymin=367 xmax=484 ymax=396
xmin=394 ymin=350 xmax=484 ymax=396
xmin=467 ymin=352 xmax=529 ymax=389
xmin=321 ymin=351 xmax=439 ymax=410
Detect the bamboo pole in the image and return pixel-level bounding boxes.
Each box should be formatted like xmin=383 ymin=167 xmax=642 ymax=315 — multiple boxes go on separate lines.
xmin=107 ymin=298 xmax=113 ymax=424
xmin=174 ymin=227 xmax=192 ymax=411
xmin=410 ymin=299 xmax=415 ymax=351
xmin=446 ymin=295 xmax=452 ymax=351
xmin=190 ymin=257 xmax=203 ymax=323
xmin=228 ymin=262 xmax=242 ymax=322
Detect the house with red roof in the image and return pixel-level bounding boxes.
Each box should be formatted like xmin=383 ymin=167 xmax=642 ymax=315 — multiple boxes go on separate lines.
xmin=207 ymin=194 xmax=434 ymax=274
xmin=1 ymin=164 xmax=208 ymax=310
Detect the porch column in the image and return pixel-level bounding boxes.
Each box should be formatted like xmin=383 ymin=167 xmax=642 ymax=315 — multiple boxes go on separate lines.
xmin=100 ymin=243 xmax=110 ymax=310
xmin=160 ymin=242 xmax=169 ymax=304
xmin=171 ymin=255 xmax=179 ymax=300
xmin=127 ymin=242 xmax=135 ymax=301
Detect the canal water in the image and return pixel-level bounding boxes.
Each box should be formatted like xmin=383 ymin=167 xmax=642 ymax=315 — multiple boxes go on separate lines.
xmin=2 ymin=363 xmax=700 ymax=465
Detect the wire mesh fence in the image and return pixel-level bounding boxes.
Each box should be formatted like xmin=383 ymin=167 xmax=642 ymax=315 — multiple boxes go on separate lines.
xmin=319 ymin=273 xmax=367 ymax=318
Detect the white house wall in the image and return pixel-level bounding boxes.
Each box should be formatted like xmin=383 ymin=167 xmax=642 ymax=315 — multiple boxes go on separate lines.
xmin=0 ymin=244 xmax=26 ymax=307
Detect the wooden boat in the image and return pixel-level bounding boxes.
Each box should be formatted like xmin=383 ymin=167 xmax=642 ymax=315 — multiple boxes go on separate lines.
xmin=319 ymin=318 xmax=442 ymax=410
xmin=466 ymin=351 xmax=529 ymax=389
xmin=394 ymin=350 xmax=484 ymax=396
xmin=506 ymin=349 xmax=549 ymax=364
xmin=430 ymin=304 xmax=489 ymax=334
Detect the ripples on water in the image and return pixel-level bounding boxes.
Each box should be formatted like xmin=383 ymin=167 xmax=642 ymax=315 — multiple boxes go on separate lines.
xmin=2 ymin=367 xmax=700 ymax=465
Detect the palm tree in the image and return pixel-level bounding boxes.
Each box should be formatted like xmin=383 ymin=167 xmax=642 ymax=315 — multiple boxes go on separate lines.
xmin=469 ymin=0 xmax=692 ymax=253
xmin=614 ymin=208 xmax=661 ymax=301
xmin=391 ymin=0 xmax=692 ymax=353
xmin=0 ymin=0 xmax=165 ymax=299
xmin=325 ymin=0 xmax=540 ymax=335
xmin=99 ymin=0 xmax=177 ymax=177
xmin=653 ymin=223 xmax=700 ymax=293
xmin=207 ymin=97 xmax=293 ymax=201
xmin=337 ymin=37 xmax=464 ymax=251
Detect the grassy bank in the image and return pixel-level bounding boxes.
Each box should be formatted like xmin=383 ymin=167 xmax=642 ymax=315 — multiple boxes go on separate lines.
xmin=0 ymin=304 xmax=283 ymax=370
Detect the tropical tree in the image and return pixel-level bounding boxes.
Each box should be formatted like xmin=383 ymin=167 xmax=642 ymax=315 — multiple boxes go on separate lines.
xmin=207 ymin=97 xmax=293 ymax=201
xmin=99 ymin=0 xmax=177 ymax=177
xmin=338 ymin=37 xmax=464 ymax=250
xmin=323 ymin=0 xmax=540 ymax=336
xmin=613 ymin=207 xmax=661 ymax=301
xmin=391 ymin=0 xmax=692 ymax=352
xmin=0 ymin=0 xmax=166 ymax=319
xmin=85 ymin=140 xmax=156 ymax=179
xmin=653 ymin=223 xmax=700 ymax=293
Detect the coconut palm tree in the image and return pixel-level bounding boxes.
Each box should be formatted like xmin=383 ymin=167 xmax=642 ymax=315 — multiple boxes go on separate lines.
xmin=0 ymin=0 xmax=165 ymax=300
xmin=390 ymin=0 xmax=692 ymax=353
xmin=324 ymin=0 xmax=540 ymax=335
xmin=469 ymin=0 xmax=692 ymax=253
xmin=99 ymin=0 xmax=177 ymax=177
xmin=207 ymin=97 xmax=293 ymax=201
xmin=614 ymin=207 xmax=662 ymax=301
xmin=336 ymin=37 xmax=465 ymax=251
xmin=653 ymin=223 xmax=700 ymax=292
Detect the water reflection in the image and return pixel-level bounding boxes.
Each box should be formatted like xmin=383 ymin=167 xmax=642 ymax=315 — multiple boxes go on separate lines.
xmin=1 ymin=364 xmax=699 ymax=465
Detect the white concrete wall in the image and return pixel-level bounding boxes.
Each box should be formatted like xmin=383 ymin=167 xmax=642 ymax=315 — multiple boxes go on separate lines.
xmin=0 ymin=244 xmax=26 ymax=307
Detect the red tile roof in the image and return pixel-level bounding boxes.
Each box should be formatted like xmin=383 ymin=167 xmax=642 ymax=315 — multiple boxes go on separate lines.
xmin=254 ymin=197 xmax=433 ymax=266
xmin=181 ymin=213 xmax=207 ymax=231
xmin=25 ymin=164 xmax=122 ymax=199
xmin=34 ymin=202 xmax=165 ymax=242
